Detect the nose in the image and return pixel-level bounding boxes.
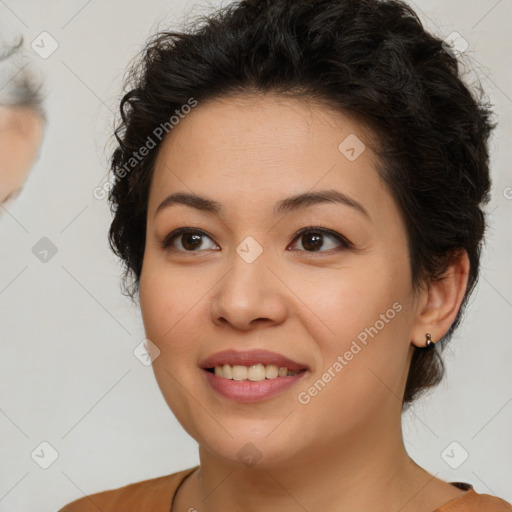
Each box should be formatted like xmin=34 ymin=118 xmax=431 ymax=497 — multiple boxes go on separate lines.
xmin=210 ymin=246 xmax=288 ymax=332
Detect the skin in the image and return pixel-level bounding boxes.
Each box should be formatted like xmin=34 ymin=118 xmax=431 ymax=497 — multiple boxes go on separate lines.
xmin=0 ymin=105 xmax=44 ymax=207
xmin=139 ymin=94 xmax=470 ymax=512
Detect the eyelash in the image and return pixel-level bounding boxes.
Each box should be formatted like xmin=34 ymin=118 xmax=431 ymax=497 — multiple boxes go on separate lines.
xmin=160 ymin=226 xmax=353 ymax=254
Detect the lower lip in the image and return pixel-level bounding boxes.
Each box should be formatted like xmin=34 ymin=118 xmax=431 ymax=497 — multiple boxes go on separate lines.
xmin=202 ymin=369 xmax=307 ymax=403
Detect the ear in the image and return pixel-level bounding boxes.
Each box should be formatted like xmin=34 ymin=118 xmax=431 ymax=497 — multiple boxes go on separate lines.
xmin=410 ymin=249 xmax=470 ymax=348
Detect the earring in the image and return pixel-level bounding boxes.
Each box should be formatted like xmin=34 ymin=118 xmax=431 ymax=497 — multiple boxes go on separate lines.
xmin=425 ymin=332 xmax=435 ymax=349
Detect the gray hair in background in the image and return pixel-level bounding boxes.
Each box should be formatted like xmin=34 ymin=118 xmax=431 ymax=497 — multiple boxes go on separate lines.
xmin=0 ymin=37 xmax=45 ymax=119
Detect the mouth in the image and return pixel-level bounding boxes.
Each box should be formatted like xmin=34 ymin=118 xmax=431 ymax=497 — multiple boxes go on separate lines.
xmin=199 ymin=349 xmax=309 ymax=402
xmin=205 ymin=364 xmax=303 ymax=380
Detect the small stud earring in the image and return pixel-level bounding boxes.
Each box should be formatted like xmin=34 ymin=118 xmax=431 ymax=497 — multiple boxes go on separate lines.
xmin=425 ymin=332 xmax=435 ymax=349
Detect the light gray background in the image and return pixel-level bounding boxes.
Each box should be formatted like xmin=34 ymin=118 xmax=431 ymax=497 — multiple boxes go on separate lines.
xmin=0 ymin=1 xmax=510 ymax=510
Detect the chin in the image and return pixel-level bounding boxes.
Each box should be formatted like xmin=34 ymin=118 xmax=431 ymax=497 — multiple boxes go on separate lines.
xmin=201 ymin=436 xmax=304 ymax=470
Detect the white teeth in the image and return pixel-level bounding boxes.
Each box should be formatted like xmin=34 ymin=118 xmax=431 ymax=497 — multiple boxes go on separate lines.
xmin=222 ymin=364 xmax=233 ymax=379
xmin=265 ymin=364 xmax=279 ymax=379
xmin=211 ymin=363 xmax=300 ymax=380
xmin=248 ymin=364 xmax=266 ymax=381
xmin=232 ymin=365 xmax=248 ymax=381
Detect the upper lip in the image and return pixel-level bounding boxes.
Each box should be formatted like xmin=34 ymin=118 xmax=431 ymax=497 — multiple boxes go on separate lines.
xmin=199 ymin=349 xmax=309 ymax=372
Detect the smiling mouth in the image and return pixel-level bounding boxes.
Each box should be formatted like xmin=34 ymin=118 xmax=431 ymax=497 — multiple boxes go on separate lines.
xmin=205 ymin=363 xmax=304 ymax=380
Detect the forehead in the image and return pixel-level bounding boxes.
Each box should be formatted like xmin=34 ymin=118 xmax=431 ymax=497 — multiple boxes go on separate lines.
xmin=155 ymin=93 xmax=369 ymax=158
xmin=154 ymin=95 xmax=370 ymax=171
xmin=148 ymin=93 xmax=393 ymax=222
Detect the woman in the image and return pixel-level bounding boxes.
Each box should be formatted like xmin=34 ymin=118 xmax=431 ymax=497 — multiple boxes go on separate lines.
xmin=59 ymin=0 xmax=511 ymax=510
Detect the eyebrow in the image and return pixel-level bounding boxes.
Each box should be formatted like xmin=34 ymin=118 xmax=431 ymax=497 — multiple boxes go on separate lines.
xmin=155 ymin=189 xmax=370 ymax=220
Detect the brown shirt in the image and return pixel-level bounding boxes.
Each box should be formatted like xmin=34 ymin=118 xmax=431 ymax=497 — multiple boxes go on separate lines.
xmin=58 ymin=466 xmax=512 ymax=512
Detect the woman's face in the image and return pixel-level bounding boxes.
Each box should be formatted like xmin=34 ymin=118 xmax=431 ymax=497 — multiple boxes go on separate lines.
xmin=139 ymin=94 xmax=420 ymax=468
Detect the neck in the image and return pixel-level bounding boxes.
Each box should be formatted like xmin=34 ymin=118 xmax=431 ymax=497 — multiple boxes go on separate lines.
xmin=184 ymin=412 xmax=432 ymax=512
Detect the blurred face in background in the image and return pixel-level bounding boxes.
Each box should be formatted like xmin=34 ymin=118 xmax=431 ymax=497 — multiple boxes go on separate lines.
xmin=0 ymin=105 xmax=44 ymax=207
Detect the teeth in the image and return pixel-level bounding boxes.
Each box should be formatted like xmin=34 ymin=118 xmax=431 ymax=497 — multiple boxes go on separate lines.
xmin=265 ymin=365 xmax=279 ymax=379
xmin=248 ymin=364 xmax=266 ymax=381
xmin=210 ymin=364 xmax=300 ymax=380
xmin=232 ymin=365 xmax=248 ymax=381
xmin=222 ymin=364 xmax=233 ymax=379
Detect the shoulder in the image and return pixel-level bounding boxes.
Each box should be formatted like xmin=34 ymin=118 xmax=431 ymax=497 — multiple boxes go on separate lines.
xmin=440 ymin=488 xmax=512 ymax=512
xmin=57 ymin=466 xmax=198 ymax=512
xmin=470 ymin=492 xmax=512 ymax=511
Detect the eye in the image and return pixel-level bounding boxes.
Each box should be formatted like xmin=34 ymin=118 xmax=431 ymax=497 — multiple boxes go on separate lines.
xmin=160 ymin=226 xmax=352 ymax=254
xmin=288 ymin=226 xmax=352 ymax=253
xmin=160 ymin=228 xmax=219 ymax=252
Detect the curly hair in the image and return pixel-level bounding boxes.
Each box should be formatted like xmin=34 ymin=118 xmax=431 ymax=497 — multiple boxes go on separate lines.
xmin=107 ymin=0 xmax=495 ymax=408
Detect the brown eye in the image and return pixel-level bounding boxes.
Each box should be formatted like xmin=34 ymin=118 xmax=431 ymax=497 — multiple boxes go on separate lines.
xmin=289 ymin=226 xmax=352 ymax=253
xmin=160 ymin=226 xmax=352 ymax=254
xmin=161 ymin=228 xmax=218 ymax=252
xmin=180 ymin=232 xmax=203 ymax=251
xmin=300 ymin=232 xmax=323 ymax=251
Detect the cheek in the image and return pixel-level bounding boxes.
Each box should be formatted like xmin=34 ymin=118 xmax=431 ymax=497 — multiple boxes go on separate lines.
xmin=139 ymin=258 xmax=211 ymax=435
xmin=305 ymin=259 xmax=402 ymax=344
xmin=139 ymin=255 xmax=214 ymax=366
xmin=300 ymin=259 xmax=411 ymax=409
